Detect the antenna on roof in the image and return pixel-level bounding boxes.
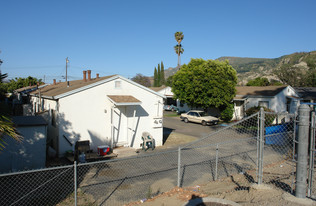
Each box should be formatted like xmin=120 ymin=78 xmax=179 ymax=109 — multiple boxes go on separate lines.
xmin=66 ymin=57 xmax=69 ymax=82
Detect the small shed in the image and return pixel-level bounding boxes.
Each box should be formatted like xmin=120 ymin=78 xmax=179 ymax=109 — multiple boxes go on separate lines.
xmin=0 ymin=116 xmax=47 ymax=173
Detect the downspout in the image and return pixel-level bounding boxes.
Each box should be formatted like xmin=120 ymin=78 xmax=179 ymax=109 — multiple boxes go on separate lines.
xmin=111 ymin=105 xmax=114 ymax=149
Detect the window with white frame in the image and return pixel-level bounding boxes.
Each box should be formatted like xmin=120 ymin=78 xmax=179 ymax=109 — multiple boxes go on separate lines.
xmin=258 ymin=101 xmax=269 ymax=108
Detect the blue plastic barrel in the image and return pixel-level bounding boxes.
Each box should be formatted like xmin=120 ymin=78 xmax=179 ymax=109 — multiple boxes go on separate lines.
xmin=265 ymin=124 xmax=287 ymax=145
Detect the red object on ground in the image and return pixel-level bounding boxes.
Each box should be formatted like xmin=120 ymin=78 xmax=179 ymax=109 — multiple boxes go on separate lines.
xmin=97 ymin=145 xmax=110 ymax=156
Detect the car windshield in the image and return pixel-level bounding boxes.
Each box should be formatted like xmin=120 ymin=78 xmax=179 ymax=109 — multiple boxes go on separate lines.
xmin=198 ymin=112 xmax=206 ymax=116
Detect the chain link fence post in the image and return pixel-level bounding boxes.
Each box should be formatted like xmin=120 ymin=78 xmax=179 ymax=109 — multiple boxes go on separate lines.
xmin=74 ymin=161 xmax=77 ymax=206
xmin=177 ymin=147 xmax=181 ymax=187
xmin=215 ymin=144 xmax=219 ymax=181
xmin=295 ymin=104 xmax=310 ymax=198
xmin=308 ymin=111 xmax=315 ymax=197
xmin=257 ymin=107 xmax=265 ymax=184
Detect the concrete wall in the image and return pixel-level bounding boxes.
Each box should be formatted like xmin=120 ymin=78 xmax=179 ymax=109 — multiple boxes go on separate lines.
xmin=55 ymin=77 xmax=164 ymax=156
xmin=0 ymin=125 xmax=47 ymax=173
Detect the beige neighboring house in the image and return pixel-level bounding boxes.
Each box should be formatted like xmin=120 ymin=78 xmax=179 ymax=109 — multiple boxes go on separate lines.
xmin=233 ymin=85 xmax=300 ymax=120
xmin=30 ymin=71 xmax=165 ymax=157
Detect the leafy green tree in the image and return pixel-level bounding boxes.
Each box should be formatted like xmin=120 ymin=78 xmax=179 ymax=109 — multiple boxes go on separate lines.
xmin=157 ymin=64 xmax=161 ymax=87
xmin=4 ymin=76 xmax=42 ymax=93
xmin=275 ymin=63 xmax=316 ymax=87
xmin=166 ymin=75 xmax=174 ymax=86
xmin=154 ymin=67 xmax=158 ymax=87
xmin=131 ymin=73 xmax=151 ymax=87
xmin=174 ymin=32 xmax=184 ymax=67
xmin=172 ymin=59 xmax=237 ymax=110
xmin=160 ymin=61 xmax=165 ymax=85
xmin=246 ymin=77 xmax=270 ymax=86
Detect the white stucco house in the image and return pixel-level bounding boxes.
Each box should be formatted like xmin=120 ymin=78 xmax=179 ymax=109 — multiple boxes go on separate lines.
xmin=30 ymin=71 xmax=165 ymax=157
xmin=152 ymin=85 xmax=300 ymax=121
xmin=233 ymin=85 xmax=300 ymax=120
xmin=150 ymin=86 xmax=191 ymax=112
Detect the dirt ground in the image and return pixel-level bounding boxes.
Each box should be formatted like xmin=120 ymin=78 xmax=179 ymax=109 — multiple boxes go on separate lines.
xmin=125 ymin=159 xmax=315 ymax=206
xmin=124 ymin=131 xmax=316 ymax=206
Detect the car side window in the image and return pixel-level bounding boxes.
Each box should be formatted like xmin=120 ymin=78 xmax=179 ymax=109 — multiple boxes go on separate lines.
xmin=188 ymin=112 xmax=193 ymax=116
xmin=192 ymin=112 xmax=198 ymax=117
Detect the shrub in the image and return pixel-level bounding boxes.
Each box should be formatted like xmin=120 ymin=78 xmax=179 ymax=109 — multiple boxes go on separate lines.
xmin=245 ymin=106 xmax=275 ymax=126
xmin=221 ymin=104 xmax=234 ymax=122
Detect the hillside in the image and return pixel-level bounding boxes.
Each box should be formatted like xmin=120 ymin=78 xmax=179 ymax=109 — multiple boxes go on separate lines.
xmin=164 ymin=51 xmax=316 ymax=85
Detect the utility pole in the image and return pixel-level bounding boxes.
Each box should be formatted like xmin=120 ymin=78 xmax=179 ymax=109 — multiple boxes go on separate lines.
xmin=66 ymin=57 xmax=69 ymax=82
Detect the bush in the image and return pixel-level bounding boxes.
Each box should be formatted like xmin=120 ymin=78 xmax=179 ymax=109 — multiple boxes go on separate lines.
xmin=221 ymin=104 xmax=234 ymax=122
xmin=245 ymin=106 xmax=275 ymax=126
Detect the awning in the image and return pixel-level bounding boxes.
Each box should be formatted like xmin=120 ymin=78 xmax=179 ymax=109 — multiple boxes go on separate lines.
xmin=107 ymin=95 xmax=142 ymax=106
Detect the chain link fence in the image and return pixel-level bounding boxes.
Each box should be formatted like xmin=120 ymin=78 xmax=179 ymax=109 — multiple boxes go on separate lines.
xmin=0 ymin=110 xmax=303 ymax=205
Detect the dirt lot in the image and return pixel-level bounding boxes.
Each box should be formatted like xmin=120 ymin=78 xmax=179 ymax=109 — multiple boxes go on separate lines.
xmin=126 ymin=158 xmax=315 ymax=206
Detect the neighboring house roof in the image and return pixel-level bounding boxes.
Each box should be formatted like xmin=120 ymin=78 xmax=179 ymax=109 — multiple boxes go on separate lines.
xmin=107 ymin=95 xmax=141 ymax=106
xmin=148 ymin=86 xmax=167 ymax=92
xmin=14 ymin=84 xmax=48 ymax=94
xmin=234 ymin=86 xmax=288 ymax=99
xmin=30 ymin=75 xmax=165 ymax=100
xmin=12 ymin=116 xmax=47 ymax=126
xmin=294 ymin=87 xmax=316 ymax=100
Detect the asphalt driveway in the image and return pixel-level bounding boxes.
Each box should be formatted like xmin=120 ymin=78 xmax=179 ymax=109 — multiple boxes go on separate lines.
xmin=163 ymin=111 xmax=219 ymax=139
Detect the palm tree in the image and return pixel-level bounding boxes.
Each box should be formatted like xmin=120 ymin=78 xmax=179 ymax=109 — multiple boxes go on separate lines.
xmin=0 ymin=65 xmax=22 ymax=150
xmin=174 ymin=32 xmax=184 ymax=67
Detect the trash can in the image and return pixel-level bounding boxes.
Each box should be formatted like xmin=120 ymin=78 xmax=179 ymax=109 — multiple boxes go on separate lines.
xmin=97 ymin=145 xmax=110 ymax=156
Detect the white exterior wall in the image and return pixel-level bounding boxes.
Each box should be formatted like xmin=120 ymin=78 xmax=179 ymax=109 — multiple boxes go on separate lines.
xmin=0 ymin=125 xmax=47 ymax=173
xmin=158 ymin=87 xmax=173 ymax=97
xmin=57 ymin=77 xmax=164 ymax=156
xmin=244 ymin=86 xmax=299 ymax=114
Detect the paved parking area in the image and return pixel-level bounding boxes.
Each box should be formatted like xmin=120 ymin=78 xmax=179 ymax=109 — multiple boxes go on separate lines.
xmin=163 ymin=111 xmax=220 ymax=139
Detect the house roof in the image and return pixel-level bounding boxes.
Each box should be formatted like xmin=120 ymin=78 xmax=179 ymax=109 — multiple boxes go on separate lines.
xmin=235 ymin=86 xmax=287 ymax=99
xmin=30 ymin=75 xmax=165 ymax=100
xmin=148 ymin=86 xmax=167 ymax=92
xmin=30 ymin=75 xmax=116 ymax=98
xmin=107 ymin=95 xmax=141 ymax=106
xmin=12 ymin=116 xmax=47 ymax=127
xmin=294 ymin=87 xmax=316 ymax=100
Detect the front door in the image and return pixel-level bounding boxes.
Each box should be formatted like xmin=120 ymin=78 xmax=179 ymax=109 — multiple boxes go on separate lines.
xmin=112 ymin=106 xmax=128 ymax=146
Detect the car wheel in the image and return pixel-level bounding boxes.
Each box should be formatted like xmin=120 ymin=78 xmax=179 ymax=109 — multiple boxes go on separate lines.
xmin=184 ymin=118 xmax=189 ymax=123
xmin=202 ymin=120 xmax=207 ymax=126
xmin=171 ymin=108 xmax=175 ymax=112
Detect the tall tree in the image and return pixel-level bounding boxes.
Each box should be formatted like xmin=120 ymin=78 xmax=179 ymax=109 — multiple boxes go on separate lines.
xmin=160 ymin=61 xmax=165 ymax=85
xmin=154 ymin=67 xmax=158 ymax=87
xmin=174 ymin=32 xmax=184 ymax=67
xmin=172 ymin=59 xmax=237 ymax=110
xmin=157 ymin=63 xmax=161 ymax=87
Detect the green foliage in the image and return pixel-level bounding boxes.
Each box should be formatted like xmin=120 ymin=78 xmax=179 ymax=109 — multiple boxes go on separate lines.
xmin=220 ymin=104 xmax=234 ymax=122
xmin=157 ymin=64 xmax=161 ymax=87
xmin=245 ymin=106 xmax=275 ymax=126
xmin=274 ymin=64 xmax=313 ymax=87
xmin=174 ymin=44 xmax=184 ymax=55
xmin=246 ymin=77 xmax=283 ymax=86
xmin=2 ymin=76 xmax=43 ymax=93
xmin=131 ymin=73 xmax=151 ymax=87
xmin=154 ymin=67 xmax=158 ymax=87
xmin=172 ymin=59 xmax=237 ymax=109
xmin=174 ymin=32 xmax=184 ymax=66
xmin=166 ymin=75 xmax=174 ymax=86
xmin=246 ymin=77 xmax=270 ymax=86
xmin=153 ymin=62 xmax=166 ymax=87
xmin=160 ymin=61 xmax=165 ymax=85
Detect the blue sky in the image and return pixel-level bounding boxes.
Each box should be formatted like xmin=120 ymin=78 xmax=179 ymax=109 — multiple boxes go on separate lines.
xmin=1 ymin=0 xmax=315 ymax=83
